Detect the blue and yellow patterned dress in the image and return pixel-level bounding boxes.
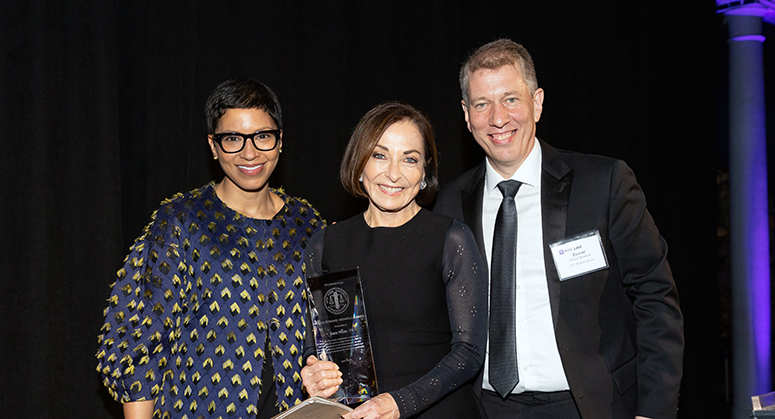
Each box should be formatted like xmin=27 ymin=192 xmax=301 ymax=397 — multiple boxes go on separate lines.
xmin=97 ymin=183 xmax=324 ymax=418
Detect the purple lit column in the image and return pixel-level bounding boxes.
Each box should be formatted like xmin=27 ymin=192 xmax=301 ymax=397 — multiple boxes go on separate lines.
xmin=722 ymin=5 xmax=772 ymax=417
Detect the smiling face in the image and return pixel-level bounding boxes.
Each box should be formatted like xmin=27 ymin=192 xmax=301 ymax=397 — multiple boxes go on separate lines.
xmin=463 ymin=64 xmax=544 ymax=178
xmin=208 ymin=108 xmax=281 ymax=196
xmin=361 ymin=120 xmax=425 ymax=222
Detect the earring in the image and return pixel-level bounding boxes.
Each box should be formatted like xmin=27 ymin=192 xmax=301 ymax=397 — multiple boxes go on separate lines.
xmin=279 ymin=149 xmax=283 ymax=154
xmin=359 ymin=175 xmax=363 ymax=182
xmin=420 ymin=180 xmax=427 ymax=190
xmin=213 ymin=155 xmax=218 ymax=160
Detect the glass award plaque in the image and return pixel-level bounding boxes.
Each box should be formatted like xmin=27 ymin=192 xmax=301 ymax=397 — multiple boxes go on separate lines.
xmin=307 ymin=268 xmax=378 ymax=404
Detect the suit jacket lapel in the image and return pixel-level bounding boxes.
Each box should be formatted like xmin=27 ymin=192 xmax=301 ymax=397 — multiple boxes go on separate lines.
xmin=539 ymin=140 xmax=573 ymax=329
xmin=461 ymin=163 xmax=489 ymax=272
xmin=458 ymin=163 xmax=488 ymax=396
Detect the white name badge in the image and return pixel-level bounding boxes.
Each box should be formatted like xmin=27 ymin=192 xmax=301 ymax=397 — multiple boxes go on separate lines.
xmin=549 ymin=230 xmax=609 ymax=281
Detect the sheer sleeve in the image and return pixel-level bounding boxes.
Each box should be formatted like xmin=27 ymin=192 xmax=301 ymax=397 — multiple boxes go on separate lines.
xmin=389 ymin=219 xmax=487 ymax=418
xmin=96 ymin=205 xmax=184 ymax=403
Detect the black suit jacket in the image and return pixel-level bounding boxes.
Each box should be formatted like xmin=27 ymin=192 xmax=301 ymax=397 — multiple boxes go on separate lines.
xmin=433 ymin=140 xmax=683 ymax=419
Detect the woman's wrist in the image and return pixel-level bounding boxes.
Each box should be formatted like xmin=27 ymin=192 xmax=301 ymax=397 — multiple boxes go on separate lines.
xmin=123 ymin=399 xmax=155 ymax=419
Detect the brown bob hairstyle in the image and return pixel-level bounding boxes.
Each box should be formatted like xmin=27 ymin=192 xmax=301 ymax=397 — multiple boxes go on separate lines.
xmin=340 ymin=101 xmax=439 ymax=206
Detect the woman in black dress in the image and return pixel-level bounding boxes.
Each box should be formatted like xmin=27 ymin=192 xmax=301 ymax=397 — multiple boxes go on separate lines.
xmin=301 ymin=102 xmax=487 ymax=419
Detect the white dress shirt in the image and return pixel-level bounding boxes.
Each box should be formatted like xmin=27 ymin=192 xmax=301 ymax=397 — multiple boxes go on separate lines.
xmin=481 ymin=140 xmax=570 ymax=394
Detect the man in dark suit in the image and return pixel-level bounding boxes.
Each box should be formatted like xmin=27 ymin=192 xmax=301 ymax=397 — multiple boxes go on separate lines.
xmin=434 ymin=39 xmax=683 ymax=419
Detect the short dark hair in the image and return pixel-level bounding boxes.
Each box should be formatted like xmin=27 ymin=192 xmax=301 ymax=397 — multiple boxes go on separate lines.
xmin=459 ymin=39 xmax=538 ymax=104
xmin=205 ymin=79 xmax=282 ymax=133
xmin=340 ymin=101 xmax=439 ymax=206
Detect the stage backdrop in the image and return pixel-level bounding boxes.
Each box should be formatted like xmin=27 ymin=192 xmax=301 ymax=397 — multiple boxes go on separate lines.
xmin=0 ymin=1 xmax=729 ymax=418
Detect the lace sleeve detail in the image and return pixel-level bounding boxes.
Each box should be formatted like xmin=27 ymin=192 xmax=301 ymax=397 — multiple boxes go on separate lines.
xmin=390 ymin=219 xmax=487 ymax=417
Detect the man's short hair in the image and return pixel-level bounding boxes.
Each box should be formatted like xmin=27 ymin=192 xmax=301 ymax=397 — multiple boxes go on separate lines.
xmin=205 ymin=79 xmax=283 ymax=133
xmin=459 ymin=39 xmax=539 ymax=104
xmin=340 ymin=101 xmax=439 ymax=206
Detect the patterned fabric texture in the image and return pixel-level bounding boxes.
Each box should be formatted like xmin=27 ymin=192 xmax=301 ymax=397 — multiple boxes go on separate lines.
xmin=96 ymin=183 xmax=324 ymax=418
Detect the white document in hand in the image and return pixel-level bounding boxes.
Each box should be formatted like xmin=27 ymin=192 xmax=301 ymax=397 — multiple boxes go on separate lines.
xmin=270 ymin=396 xmax=353 ymax=419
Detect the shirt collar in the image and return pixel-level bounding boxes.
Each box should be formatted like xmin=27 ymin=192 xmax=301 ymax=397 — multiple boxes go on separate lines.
xmin=485 ymin=138 xmax=542 ymax=194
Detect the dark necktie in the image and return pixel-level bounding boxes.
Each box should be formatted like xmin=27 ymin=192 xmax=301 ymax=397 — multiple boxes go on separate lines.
xmin=489 ymin=179 xmax=522 ymax=398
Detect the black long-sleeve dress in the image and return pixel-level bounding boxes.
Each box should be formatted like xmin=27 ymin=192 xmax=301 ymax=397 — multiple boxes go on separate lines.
xmin=304 ymin=209 xmax=487 ymax=419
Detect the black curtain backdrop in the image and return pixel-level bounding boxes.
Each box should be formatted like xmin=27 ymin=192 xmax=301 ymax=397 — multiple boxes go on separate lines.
xmin=0 ymin=1 xmax=730 ymax=418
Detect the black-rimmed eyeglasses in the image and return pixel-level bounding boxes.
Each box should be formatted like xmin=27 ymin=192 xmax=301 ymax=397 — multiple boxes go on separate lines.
xmin=211 ymin=130 xmax=281 ymax=153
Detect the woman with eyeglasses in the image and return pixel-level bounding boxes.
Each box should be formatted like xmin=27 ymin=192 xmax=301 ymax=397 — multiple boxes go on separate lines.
xmin=96 ymin=79 xmax=325 ymax=419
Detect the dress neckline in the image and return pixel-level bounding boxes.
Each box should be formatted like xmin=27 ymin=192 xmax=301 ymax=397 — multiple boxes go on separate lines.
xmin=206 ymin=182 xmax=288 ymax=222
xmin=359 ymin=208 xmax=426 ymax=231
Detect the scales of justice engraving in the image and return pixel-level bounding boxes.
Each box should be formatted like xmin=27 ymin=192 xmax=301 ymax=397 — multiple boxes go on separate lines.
xmin=324 ymin=287 xmax=349 ymax=315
